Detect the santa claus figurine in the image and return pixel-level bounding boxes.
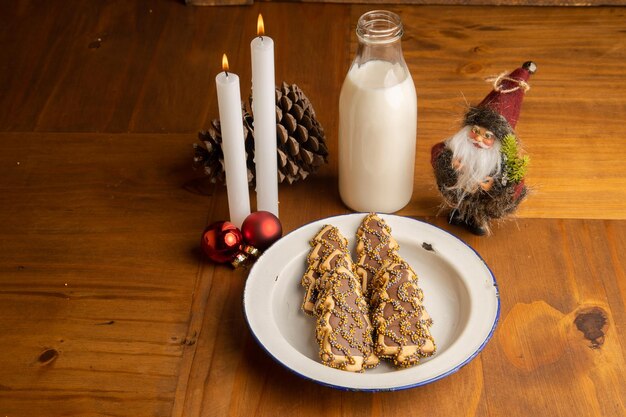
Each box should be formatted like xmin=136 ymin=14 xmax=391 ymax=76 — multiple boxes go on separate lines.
xmin=431 ymin=61 xmax=536 ymax=236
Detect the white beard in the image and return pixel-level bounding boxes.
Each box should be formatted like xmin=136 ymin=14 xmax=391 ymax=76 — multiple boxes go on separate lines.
xmin=446 ymin=125 xmax=502 ymax=193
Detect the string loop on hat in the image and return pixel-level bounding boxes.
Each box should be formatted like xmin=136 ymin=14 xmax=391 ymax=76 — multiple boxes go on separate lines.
xmin=485 ymin=71 xmax=530 ymax=94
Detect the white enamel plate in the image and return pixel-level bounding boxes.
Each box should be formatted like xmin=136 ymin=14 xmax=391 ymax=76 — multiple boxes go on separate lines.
xmin=243 ymin=213 xmax=499 ymax=391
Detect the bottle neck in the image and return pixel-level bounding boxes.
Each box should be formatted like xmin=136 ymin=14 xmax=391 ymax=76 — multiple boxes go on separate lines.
xmin=354 ymin=10 xmax=406 ymax=67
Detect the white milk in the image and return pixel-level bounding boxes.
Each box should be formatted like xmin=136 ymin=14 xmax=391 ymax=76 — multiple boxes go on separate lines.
xmin=338 ymin=60 xmax=417 ymax=213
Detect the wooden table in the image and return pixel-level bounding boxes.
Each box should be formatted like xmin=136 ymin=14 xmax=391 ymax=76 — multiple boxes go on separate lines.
xmin=1 ymin=1 xmax=625 ymax=416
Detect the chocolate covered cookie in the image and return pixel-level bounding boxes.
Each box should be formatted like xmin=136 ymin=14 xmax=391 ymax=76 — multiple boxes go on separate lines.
xmin=302 ymin=225 xmax=378 ymax=371
xmin=370 ymin=259 xmax=436 ymax=367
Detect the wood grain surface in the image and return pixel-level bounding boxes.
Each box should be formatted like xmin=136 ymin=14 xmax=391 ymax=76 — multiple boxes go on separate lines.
xmin=188 ymin=0 xmax=626 ymax=7
xmin=0 ymin=1 xmax=625 ymax=416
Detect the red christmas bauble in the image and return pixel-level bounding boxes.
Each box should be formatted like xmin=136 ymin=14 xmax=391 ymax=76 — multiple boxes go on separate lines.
xmin=201 ymin=221 xmax=244 ymax=264
xmin=241 ymin=211 xmax=282 ymax=251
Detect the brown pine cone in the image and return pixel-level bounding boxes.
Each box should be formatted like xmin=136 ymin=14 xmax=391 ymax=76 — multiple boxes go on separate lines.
xmin=193 ymin=82 xmax=328 ymax=185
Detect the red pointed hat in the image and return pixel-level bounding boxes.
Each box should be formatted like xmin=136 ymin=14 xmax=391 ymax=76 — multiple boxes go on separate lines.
xmin=478 ymin=61 xmax=536 ymax=129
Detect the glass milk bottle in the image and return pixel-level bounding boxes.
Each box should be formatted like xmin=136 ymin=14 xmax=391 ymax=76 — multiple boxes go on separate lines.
xmin=339 ymin=10 xmax=417 ymax=213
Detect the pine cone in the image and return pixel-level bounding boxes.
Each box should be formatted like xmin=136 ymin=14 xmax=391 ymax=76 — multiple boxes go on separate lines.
xmin=193 ymin=82 xmax=328 ymax=185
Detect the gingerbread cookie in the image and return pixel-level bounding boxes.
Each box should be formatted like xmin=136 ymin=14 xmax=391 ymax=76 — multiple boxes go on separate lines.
xmin=302 ymin=225 xmax=378 ymax=371
xmin=370 ymin=259 xmax=436 ymax=367
xmin=315 ymin=251 xmax=379 ymax=371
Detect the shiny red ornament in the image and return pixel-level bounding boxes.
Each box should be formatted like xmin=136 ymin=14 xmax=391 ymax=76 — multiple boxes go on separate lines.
xmin=241 ymin=211 xmax=282 ymax=251
xmin=201 ymin=221 xmax=244 ymax=264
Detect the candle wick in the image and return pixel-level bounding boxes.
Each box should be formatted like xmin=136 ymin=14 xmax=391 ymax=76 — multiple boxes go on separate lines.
xmin=259 ymin=35 xmax=263 ymax=41
xmin=225 ymin=70 xmax=229 ymax=77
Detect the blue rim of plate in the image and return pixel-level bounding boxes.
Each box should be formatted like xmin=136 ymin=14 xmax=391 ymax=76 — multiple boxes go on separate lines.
xmin=243 ymin=213 xmax=500 ymax=392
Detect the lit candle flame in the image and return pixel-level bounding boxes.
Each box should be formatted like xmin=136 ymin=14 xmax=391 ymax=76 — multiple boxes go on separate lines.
xmin=257 ymin=14 xmax=265 ymax=37
xmin=222 ymin=53 xmax=229 ymax=73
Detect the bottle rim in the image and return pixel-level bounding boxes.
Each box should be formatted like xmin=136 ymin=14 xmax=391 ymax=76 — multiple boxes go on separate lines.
xmin=356 ymin=10 xmax=404 ymax=45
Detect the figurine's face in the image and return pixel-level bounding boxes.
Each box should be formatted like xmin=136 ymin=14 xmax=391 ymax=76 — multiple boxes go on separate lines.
xmin=469 ymin=125 xmax=496 ymax=149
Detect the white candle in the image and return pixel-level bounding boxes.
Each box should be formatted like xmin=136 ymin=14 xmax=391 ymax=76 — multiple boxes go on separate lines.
xmin=215 ymin=54 xmax=251 ymax=228
xmin=251 ymin=14 xmax=279 ymax=217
